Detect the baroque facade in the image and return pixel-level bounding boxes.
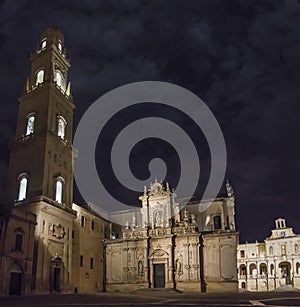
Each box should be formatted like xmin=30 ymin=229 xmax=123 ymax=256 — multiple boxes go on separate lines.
xmin=237 ymin=218 xmax=300 ymax=291
xmin=105 ymin=180 xmax=239 ymax=292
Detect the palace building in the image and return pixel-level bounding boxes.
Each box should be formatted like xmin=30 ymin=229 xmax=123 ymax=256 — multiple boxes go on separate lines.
xmin=237 ymin=218 xmax=300 ymax=291
xmin=0 ymin=28 xmax=238 ymax=295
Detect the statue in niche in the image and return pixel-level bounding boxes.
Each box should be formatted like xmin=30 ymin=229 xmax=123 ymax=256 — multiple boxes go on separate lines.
xmin=154 ymin=210 xmax=162 ymax=227
xmin=176 ymin=259 xmax=183 ymax=276
xmin=138 ymin=260 xmax=144 ymax=275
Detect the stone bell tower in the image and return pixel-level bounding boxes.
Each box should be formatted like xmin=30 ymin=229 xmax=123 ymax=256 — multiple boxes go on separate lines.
xmin=7 ymin=28 xmax=76 ymax=293
xmin=7 ymin=28 xmax=74 ymax=207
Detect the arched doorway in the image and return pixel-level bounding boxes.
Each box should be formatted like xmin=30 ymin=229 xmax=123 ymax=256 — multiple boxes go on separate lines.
xmin=241 ymin=282 xmax=246 ymax=289
xmin=8 ymin=263 xmax=23 ymax=296
xmin=50 ymin=256 xmax=62 ymax=293
xmin=279 ymin=261 xmax=292 ymax=285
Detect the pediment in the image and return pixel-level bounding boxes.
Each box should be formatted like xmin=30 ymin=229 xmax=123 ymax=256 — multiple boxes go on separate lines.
xmin=149 ymin=248 xmax=169 ymax=259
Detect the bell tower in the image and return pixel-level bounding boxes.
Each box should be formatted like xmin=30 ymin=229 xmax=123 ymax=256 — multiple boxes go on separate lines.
xmin=7 ymin=29 xmax=76 ymax=293
xmin=8 ymin=28 xmax=74 ymax=208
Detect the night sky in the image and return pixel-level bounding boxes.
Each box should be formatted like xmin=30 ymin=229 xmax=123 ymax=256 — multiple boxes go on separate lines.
xmin=0 ymin=0 xmax=300 ymax=242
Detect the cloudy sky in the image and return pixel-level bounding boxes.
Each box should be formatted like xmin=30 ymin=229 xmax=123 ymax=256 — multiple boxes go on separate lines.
xmin=0 ymin=0 xmax=299 ymax=242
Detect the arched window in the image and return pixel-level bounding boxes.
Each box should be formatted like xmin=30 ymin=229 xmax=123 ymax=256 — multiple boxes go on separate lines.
xmin=58 ymin=41 xmax=62 ymax=51
xmin=249 ymin=263 xmax=257 ymax=276
xmin=55 ymin=71 xmax=63 ymax=87
xmin=36 ymin=69 xmax=44 ymax=85
xmin=41 ymin=39 xmax=47 ymax=50
xmin=269 ymin=246 xmax=273 ymax=255
xmin=17 ymin=175 xmax=28 ymax=200
xmin=259 ymin=263 xmax=267 ymax=275
xmin=25 ymin=114 xmax=35 ymax=135
xmin=295 ymin=244 xmax=299 ymax=254
xmin=270 ymin=264 xmax=274 ymax=275
xmin=239 ymin=264 xmax=247 ymax=276
xmin=55 ymin=178 xmax=64 ymax=203
xmin=296 ymin=262 xmax=300 ymax=274
xmin=57 ymin=116 xmax=67 ymax=140
xmin=213 ymin=215 xmax=222 ymax=230
xmin=15 ymin=233 xmax=23 ymax=251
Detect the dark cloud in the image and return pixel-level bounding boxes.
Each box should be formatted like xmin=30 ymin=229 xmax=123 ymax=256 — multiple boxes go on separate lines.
xmin=0 ymin=0 xmax=300 ymax=242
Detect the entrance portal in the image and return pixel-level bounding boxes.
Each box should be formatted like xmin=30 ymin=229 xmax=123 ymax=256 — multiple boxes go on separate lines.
xmin=50 ymin=256 xmax=62 ymax=293
xmin=154 ymin=264 xmax=165 ymax=288
xmin=279 ymin=261 xmax=292 ymax=285
xmin=9 ymin=272 xmax=22 ymax=295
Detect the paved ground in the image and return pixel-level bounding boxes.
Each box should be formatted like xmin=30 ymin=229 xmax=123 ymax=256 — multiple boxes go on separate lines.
xmin=1 ymin=290 xmax=300 ymax=307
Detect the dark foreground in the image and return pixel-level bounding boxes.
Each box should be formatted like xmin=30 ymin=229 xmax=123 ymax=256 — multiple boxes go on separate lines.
xmin=1 ymin=289 xmax=300 ymax=307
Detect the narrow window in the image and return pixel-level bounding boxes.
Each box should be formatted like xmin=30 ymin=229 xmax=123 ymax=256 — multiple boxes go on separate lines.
xmin=36 ymin=69 xmax=44 ymax=85
xmin=295 ymin=244 xmax=299 ymax=254
xmin=213 ymin=215 xmax=222 ymax=230
xmin=72 ymin=230 xmax=74 ymax=239
xmin=270 ymin=264 xmax=275 ymax=275
xmin=26 ymin=114 xmax=35 ymax=136
xmin=55 ymin=179 xmax=63 ymax=203
xmin=90 ymin=258 xmax=94 ymax=269
xmin=91 ymin=220 xmax=95 ymax=230
xmin=81 ymin=216 xmax=85 ymax=227
xmin=18 ymin=177 xmax=28 ymax=200
xmin=15 ymin=233 xmax=23 ymax=251
xmin=41 ymin=39 xmax=47 ymax=49
xmin=58 ymin=41 xmax=62 ymax=51
xmin=296 ymin=262 xmax=300 ymax=274
xmin=281 ymin=244 xmax=286 ymax=255
xmin=57 ymin=116 xmax=67 ymax=140
xmin=80 ymin=255 xmax=83 ymax=267
xmin=269 ymin=246 xmax=273 ymax=255
xmin=240 ymin=250 xmax=245 ymax=258
xmin=55 ymin=71 xmax=63 ymax=87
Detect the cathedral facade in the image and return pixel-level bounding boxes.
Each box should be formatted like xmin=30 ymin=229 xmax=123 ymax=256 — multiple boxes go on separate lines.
xmin=105 ymin=180 xmax=238 ymax=292
xmin=0 ymin=28 xmax=238 ymax=295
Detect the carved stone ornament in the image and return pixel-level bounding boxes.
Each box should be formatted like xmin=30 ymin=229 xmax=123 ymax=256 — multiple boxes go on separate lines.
xmin=149 ymin=181 xmax=163 ymax=196
xmin=153 ymin=249 xmax=168 ymax=257
xmin=49 ymin=223 xmax=66 ymax=239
